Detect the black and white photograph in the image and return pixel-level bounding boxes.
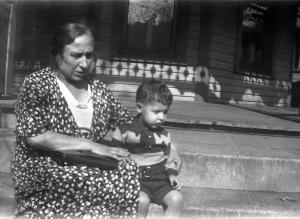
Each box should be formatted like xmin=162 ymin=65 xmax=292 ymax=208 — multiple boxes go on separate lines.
xmin=0 ymin=0 xmax=300 ymax=218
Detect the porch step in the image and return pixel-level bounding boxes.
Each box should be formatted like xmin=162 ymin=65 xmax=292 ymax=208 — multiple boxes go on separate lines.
xmin=169 ymin=127 xmax=300 ymax=193
xmin=0 ymin=129 xmax=15 ymax=173
xmin=1 ymin=127 xmax=300 ymax=193
xmin=148 ymin=187 xmax=300 ymax=218
xmin=1 ymin=173 xmax=299 ymax=218
xmin=0 ymin=99 xmax=16 ymax=129
xmin=0 ymin=173 xmax=15 ymax=218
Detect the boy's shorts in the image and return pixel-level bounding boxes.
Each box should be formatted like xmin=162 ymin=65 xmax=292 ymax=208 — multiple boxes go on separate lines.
xmin=139 ymin=161 xmax=174 ymax=204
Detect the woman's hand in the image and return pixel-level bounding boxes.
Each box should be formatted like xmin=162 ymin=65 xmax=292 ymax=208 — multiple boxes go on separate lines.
xmin=91 ymin=143 xmax=130 ymax=161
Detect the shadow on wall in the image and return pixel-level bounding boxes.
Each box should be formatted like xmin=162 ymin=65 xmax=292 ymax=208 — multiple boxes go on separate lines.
xmin=194 ymin=66 xmax=210 ymax=103
xmin=210 ymin=73 xmax=291 ymax=107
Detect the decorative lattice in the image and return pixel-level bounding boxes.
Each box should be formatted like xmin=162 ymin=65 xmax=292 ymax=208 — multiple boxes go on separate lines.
xmin=96 ymin=58 xmax=198 ymax=82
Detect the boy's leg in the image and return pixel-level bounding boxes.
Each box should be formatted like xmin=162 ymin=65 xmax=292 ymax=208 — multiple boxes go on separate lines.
xmin=161 ymin=190 xmax=184 ymax=219
xmin=138 ymin=191 xmax=151 ymax=219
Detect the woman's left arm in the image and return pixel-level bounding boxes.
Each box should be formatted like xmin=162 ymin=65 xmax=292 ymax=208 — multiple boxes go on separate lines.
xmin=106 ymin=89 xmax=133 ymax=130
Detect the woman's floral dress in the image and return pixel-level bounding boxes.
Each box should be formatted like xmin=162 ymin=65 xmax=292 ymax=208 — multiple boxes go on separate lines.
xmin=11 ymin=67 xmax=140 ymax=218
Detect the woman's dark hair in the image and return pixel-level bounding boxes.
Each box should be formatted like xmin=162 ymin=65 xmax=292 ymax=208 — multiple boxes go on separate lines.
xmin=136 ymin=80 xmax=173 ymax=106
xmin=51 ymin=22 xmax=94 ymax=56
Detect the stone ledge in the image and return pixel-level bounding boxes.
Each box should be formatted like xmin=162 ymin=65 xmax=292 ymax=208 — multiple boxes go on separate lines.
xmin=0 ymin=100 xmax=16 ymax=109
xmin=0 ymin=172 xmax=15 ymax=218
xmin=146 ymin=187 xmax=300 ymax=218
xmin=1 ymin=173 xmax=299 ymax=219
xmin=0 ymin=130 xmax=15 ymax=173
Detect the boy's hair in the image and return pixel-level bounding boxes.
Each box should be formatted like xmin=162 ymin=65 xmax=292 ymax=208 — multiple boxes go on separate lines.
xmin=136 ymin=80 xmax=173 ymax=106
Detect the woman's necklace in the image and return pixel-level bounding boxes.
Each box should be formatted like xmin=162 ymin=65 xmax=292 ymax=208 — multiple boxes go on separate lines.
xmin=77 ymin=102 xmax=89 ymax=109
xmin=76 ymin=89 xmax=91 ymax=109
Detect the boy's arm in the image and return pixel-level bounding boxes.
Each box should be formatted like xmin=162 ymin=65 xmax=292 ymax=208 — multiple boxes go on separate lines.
xmin=165 ymin=141 xmax=182 ymax=190
xmin=165 ymin=142 xmax=182 ymax=176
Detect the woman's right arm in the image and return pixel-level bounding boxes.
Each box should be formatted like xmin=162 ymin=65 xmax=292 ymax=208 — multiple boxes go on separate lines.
xmin=27 ymin=131 xmax=130 ymax=160
xmin=16 ymin=73 xmax=129 ymax=160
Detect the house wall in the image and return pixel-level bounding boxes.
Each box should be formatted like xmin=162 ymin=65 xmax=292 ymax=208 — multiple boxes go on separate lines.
xmin=96 ymin=1 xmax=294 ymax=106
xmin=8 ymin=1 xmax=295 ymax=107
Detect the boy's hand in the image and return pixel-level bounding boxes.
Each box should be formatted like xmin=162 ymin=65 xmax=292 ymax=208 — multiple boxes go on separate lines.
xmin=168 ymin=175 xmax=182 ymax=190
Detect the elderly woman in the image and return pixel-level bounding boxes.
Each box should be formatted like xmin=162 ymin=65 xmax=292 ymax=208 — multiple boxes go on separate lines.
xmin=11 ymin=22 xmax=140 ymax=218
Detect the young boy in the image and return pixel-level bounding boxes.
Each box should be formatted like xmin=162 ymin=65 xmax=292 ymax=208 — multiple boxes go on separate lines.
xmin=112 ymin=80 xmax=183 ymax=219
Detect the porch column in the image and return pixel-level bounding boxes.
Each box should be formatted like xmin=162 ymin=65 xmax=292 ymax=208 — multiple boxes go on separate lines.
xmin=1 ymin=2 xmax=16 ymax=97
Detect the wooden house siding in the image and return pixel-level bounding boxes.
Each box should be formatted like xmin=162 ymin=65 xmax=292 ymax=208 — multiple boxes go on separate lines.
xmin=273 ymin=7 xmax=294 ymax=83
xmin=7 ymin=1 xmax=296 ymax=107
xmin=10 ymin=1 xmax=102 ymax=94
xmin=186 ymin=4 xmax=201 ymax=65
xmin=97 ymin=1 xmax=113 ymax=59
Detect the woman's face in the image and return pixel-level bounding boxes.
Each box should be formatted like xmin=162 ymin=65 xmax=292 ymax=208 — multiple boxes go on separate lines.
xmin=56 ymin=32 xmax=95 ymax=83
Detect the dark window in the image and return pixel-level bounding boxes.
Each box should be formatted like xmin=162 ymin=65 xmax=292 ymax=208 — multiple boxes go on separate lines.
xmin=126 ymin=0 xmax=174 ymax=51
xmin=111 ymin=0 xmax=188 ymax=61
xmin=237 ymin=2 xmax=273 ymax=75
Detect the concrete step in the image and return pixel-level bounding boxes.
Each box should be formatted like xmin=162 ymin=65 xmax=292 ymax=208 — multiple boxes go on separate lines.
xmin=0 ymin=100 xmax=16 ymax=129
xmin=0 ymin=173 xmax=15 ymax=218
xmin=0 ymin=129 xmax=16 ymax=173
xmin=234 ymin=104 xmax=300 ymax=123
xmin=148 ymin=187 xmax=300 ymax=218
xmin=169 ymin=127 xmax=300 ymax=193
xmin=2 ymin=128 xmax=300 ymax=193
xmin=1 ymin=173 xmax=299 ymax=218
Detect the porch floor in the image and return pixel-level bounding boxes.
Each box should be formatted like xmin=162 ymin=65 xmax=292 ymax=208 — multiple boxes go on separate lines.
xmin=119 ymin=97 xmax=300 ymax=134
xmin=1 ymin=98 xmax=299 ymax=133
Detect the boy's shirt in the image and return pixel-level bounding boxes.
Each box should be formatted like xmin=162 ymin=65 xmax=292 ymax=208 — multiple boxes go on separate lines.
xmin=112 ymin=115 xmax=181 ymax=176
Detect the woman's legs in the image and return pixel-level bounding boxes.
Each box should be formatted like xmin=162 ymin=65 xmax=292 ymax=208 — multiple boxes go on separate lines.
xmin=138 ymin=191 xmax=151 ymax=219
xmin=161 ymin=190 xmax=184 ymax=219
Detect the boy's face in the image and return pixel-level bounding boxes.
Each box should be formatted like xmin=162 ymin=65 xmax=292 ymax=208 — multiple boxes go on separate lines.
xmin=138 ymin=101 xmax=169 ymax=129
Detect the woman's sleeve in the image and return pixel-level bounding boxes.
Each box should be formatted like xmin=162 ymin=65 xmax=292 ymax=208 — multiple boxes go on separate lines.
xmin=15 ymin=77 xmax=50 ymax=137
xmin=106 ymin=88 xmax=133 ymax=131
